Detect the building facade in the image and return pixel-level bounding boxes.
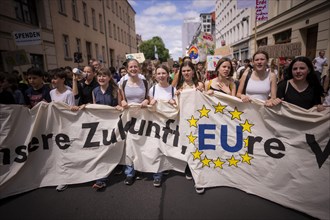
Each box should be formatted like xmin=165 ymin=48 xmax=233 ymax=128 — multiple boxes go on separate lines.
xmin=215 ymin=0 xmax=330 ymax=61
xmin=215 ymin=0 xmax=254 ymax=60
xmin=256 ymin=0 xmax=329 ymax=61
xmin=200 ymin=12 xmax=215 ymax=34
xmin=0 ymin=0 xmax=137 ymax=73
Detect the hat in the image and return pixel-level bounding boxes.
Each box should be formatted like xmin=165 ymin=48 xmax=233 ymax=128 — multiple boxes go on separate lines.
xmin=173 ymin=62 xmax=179 ymax=67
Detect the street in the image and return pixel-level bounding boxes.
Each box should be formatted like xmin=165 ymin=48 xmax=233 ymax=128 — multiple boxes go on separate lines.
xmin=0 ymin=171 xmax=314 ymax=220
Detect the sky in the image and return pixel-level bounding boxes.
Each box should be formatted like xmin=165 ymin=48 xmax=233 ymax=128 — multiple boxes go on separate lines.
xmin=128 ymin=0 xmax=215 ymax=61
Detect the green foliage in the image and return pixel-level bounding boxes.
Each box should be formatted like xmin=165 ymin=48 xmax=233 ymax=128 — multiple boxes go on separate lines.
xmin=139 ymin=36 xmax=170 ymax=62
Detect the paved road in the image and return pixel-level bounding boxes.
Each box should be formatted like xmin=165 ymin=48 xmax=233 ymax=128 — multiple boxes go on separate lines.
xmin=0 ymin=171 xmax=314 ymax=220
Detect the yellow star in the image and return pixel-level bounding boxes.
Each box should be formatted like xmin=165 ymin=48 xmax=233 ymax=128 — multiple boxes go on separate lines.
xmin=229 ymin=107 xmax=243 ymax=121
xmin=187 ymin=115 xmax=199 ymax=127
xmin=187 ymin=132 xmax=197 ymax=145
xmin=240 ymin=152 xmax=253 ymax=165
xmin=213 ymin=157 xmax=226 ymax=169
xmin=243 ymin=137 xmax=249 ymax=148
xmin=227 ymin=155 xmax=240 ymax=167
xmin=213 ymin=102 xmax=227 ymax=114
xmin=201 ymin=155 xmax=212 ymax=167
xmin=240 ymin=119 xmax=254 ymax=133
xmin=198 ymin=105 xmax=211 ymax=118
xmin=191 ymin=148 xmax=203 ymax=160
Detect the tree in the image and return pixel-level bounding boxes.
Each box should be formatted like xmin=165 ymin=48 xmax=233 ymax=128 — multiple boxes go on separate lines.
xmin=139 ymin=36 xmax=170 ymax=62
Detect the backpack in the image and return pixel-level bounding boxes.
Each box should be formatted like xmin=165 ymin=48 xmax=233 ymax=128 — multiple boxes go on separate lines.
xmin=242 ymin=69 xmax=253 ymax=95
xmin=122 ymin=79 xmax=149 ymax=101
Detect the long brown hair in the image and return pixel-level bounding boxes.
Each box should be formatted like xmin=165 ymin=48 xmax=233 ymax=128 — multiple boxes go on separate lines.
xmin=95 ymin=67 xmax=119 ymax=98
xmin=176 ymin=60 xmax=199 ymax=90
xmin=215 ymin=57 xmax=234 ymax=77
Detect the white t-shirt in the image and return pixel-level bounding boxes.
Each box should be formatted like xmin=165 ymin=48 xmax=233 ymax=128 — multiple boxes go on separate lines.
xmin=148 ymin=84 xmax=176 ymax=101
xmin=50 ymin=89 xmax=75 ymax=106
xmin=313 ymin=56 xmax=328 ymax=72
xmin=123 ymin=79 xmax=147 ymax=104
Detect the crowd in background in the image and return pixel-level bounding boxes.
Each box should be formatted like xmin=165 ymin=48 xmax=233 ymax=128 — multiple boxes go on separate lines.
xmin=0 ymin=50 xmax=329 ymax=194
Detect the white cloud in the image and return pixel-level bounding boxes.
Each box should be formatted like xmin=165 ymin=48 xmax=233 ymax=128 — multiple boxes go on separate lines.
xmin=183 ymin=10 xmax=200 ymax=19
xmin=127 ymin=0 xmax=137 ymax=6
xmin=143 ymin=2 xmax=177 ymax=16
xmin=134 ymin=0 xmax=215 ymax=60
xmin=192 ymin=0 xmax=216 ymax=8
xmin=136 ymin=15 xmax=182 ymax=59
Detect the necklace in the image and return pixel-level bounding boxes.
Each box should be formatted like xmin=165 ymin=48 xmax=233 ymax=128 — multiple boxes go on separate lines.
xmin=183 ymin=81 xmax=195 ymax=89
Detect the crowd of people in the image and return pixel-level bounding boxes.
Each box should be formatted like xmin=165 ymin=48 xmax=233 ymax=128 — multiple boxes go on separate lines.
xmin=0 ymin=50 xmax=329 ymax=194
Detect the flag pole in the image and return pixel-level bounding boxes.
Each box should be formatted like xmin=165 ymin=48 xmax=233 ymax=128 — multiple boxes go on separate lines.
xmin=254 ymin=7 xmax=257 ymax=53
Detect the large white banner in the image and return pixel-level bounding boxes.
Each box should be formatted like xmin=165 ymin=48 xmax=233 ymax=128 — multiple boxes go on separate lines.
xmin=0 ymin=102 xmax=185 ymax=199
xmin=179 ymin=90 xmax=329 ymax=220
xmin=0 ymin=91 xmax=329 ymax=219
xmin=123 ymin=102 xmax=186 ymax=173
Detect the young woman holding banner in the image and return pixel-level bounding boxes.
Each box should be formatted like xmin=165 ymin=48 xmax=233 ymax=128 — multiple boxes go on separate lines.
xmin=91 ymin=67 xmax=122 ymax=190
xmin=119 ymin=59 xmax=149 ymax=186
xmin=236 ymin=50 xmax=277 ymax=106
xmin=175 ymin=60 xmax=205 ymax=194
xmin=271 ymin=56 xmax=325 ymax=111
xmin=148 ymin=64 xmax=176 ymax=187
xmin=204 ymin=57 xmax=237 ymax=96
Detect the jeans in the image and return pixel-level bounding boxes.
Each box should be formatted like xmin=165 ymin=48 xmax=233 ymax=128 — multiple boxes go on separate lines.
xmin=153 ymin=172 xmax=163 ymax=180
xmin=125 ymin=165 xmax=135 ymax=177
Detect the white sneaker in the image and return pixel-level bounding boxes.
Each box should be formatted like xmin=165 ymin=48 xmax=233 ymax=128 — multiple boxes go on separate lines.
xmin=185 ymin=174 xmax=193 ymax=180
xmin=195 ymin=186 xmax=205 ymax=194
xmin=56 ymin=184 xmax=68 ymax=192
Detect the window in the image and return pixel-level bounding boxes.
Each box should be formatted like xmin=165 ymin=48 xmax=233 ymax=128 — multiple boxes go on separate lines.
xmin=206 ymin=25 xmax=211 ymax=33
xmin=113 ymin=24 xmax=117 ymax=40
xmin=86 ymin=41 xmax=92 ymax=62
xmin=117 ymin=27 xmax=120 ymax=42
xmin=99 ymin=14 xmax=103 ymax=33
xmin=111 ymin=0 xmax=114 ymax=12
xmin=121 ymin=29 xmax=124 ymax=43
xmin=95 ymin=43 xmax=99 ymax=60
xmin=57 ymin=0 xmax=66 ymax=14
xmin=119 ymin=6 xmax=122 ymax=20
xmin=63 ymin=35 xmax=70 ymax=59
xmin=92 ymin=8 xmax=96 ymax=30
xmin=14 ymin=0 xmax=38 ymax=25
xmin=274 ymin=29 xmax=291 ymax=44
xmin=102 ymin=46 xmax=106 ymax=63
xmin=115 ymin=2 xmax=118 ymax=16
xmin=76 ymin=38 xmax=81 ymax=52
xmin=108 ymin=20 xmax=112 ymax=37
xmin=30 ymin=54 xmax=44 ymax=70
xmin=106 ymin=0 xmax=110 ymax=8
xmin=257 ymin=37 xmax=268 ymax=47
xmin=83 ymin=2 xmax=88 ymax=25
xmin=72 ymin=0 xmax=78 ymax=20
